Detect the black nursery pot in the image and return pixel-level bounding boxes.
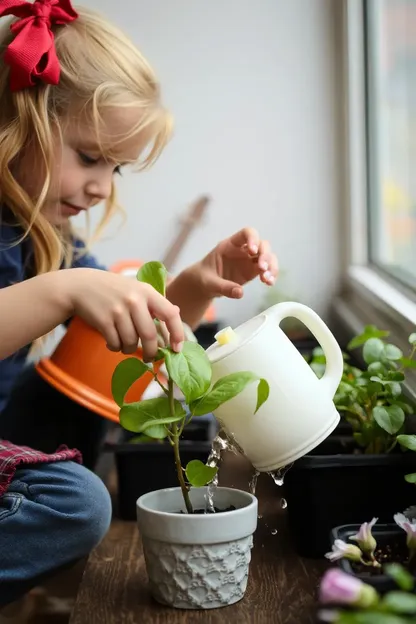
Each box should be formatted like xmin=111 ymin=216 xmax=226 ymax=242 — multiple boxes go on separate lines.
xmin=331 ymin=523 xmax=416 ymax=593
xmin=284 ymin=437 xmax=416 ymax=558
xmin=109 ymin=439 xmax=212 ymax=521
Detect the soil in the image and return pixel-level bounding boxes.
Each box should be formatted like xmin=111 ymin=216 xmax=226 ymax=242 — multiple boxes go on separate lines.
xmin=351 ymin=538 xmax=410 ymax=577
xmin=178 ymin=505 xmax=236 ymax=514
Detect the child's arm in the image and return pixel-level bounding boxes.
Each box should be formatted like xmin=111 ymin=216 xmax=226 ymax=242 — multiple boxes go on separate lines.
xmin=0 ymin=269 xmax=184 ymax=361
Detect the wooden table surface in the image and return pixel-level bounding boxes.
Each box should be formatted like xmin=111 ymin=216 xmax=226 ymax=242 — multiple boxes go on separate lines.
xmin=71 ymin=452 xmax=327 ymax=623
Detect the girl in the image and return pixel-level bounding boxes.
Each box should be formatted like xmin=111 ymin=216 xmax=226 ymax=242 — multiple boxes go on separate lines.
xmin=0 ymin=0 xmax=278 ymax=609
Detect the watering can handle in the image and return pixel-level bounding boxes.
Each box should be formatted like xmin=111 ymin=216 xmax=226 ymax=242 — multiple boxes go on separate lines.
xmin=264 ymin=302 xmax=344 ymax=398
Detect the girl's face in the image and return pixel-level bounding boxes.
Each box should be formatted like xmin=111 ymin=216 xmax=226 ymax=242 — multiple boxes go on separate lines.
xmin=17 ymin=107 xmax=152 ymax=226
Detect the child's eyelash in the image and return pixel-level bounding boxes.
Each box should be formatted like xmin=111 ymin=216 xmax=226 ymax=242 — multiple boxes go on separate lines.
xmin=78 ymin=152 xmax=98 ymax=166
xmin=78 ymin=151 xmax=122 ymax=175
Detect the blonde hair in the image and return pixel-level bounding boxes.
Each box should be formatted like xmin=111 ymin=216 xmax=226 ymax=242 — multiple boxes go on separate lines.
xmin=0 ymin=5 xmax=172 ymax=274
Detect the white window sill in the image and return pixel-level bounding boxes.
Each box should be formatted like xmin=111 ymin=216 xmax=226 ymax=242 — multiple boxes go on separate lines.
xmin=348 ymin=266 xmax=416 ymax=326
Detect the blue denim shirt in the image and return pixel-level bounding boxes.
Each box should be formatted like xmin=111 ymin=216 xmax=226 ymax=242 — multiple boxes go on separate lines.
xmin=0 ymin=217 xmax=106 ymax=412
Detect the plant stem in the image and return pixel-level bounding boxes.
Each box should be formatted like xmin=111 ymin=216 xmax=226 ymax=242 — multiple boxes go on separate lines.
xmin=151 ymin=370 xmax=169 ymax=396
xmin=168 ymin=379 xmax=193 ymax=514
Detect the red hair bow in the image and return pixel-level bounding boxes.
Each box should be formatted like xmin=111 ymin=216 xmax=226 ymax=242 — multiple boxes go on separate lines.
xmin=0 ymin=0 xmax=78 ymax=91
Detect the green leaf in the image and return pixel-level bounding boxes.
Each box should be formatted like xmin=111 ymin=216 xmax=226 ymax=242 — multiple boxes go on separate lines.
xmin=119 ymin=397 xmax=185 ymax=438
xmin=384 ymin=345 xmax=404 ymax=361
xmin=111 ymin=357 xmax=150 ymax=407
xmin=373 ymin=406 xmax=405 ymax=435
xmin=136 ymin=261 xmax=167 ymax=296
xmin=409 ymin=333 xmax=416 ymax=346
xmin=405 ymin=473 xmax=416 ymax=484
xmin=256 ymin=378 xmax=270 ymax=413
xmin=190 ymin=372 xmax=264 ymax=416
xmin=129 ymin=435 xmax=163 ymax=444
xmin=368 ymin=361 xmax=387 ymax=374
xmin=185 ymin=460 xmax=218 ymax=487
xmin=382 ymin=591 xmax=416 ymax=614
xmin=161 ymin=342 xmax=212 ymax=403
xmin=400 ymin=357 xmax=416 ymax=369
xmin=370 ymin=376 xmax=385 ymax=385
xmin=392 ymin=400 xmax=413 ymax=415
xmin=387 ymin=382 xmax=402 ymax=398
xmin=363 ymin=338 xmax=385 ymax=364
xmin=389 ymin=372 xmax=405 ymax=382
xmin=397 ymin=435 xmax=416 ymax=452
xmin=385 ymin=564 xmax=415 ymax=592
xmin=347 ymin=326 xmax=389 ymax=351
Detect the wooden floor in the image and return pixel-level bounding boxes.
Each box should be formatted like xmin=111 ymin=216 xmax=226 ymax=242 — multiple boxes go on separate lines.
xmin=71 ymin=452 xmax=328 ymax=623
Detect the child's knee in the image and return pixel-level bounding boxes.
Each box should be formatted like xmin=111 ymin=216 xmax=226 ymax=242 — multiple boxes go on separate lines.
xmin=61 ymin=462 xmax=112 ymax=553
xmin=15 ymin=460 xmax=112 ymax=555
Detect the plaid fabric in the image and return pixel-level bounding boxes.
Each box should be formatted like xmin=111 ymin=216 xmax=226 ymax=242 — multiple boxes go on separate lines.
xmin=0 ymin=440 xmax=82 ymax=497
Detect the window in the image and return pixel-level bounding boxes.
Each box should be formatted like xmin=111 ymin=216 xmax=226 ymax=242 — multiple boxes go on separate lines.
xmin=365 ymin=0 xmax=416 ymax=289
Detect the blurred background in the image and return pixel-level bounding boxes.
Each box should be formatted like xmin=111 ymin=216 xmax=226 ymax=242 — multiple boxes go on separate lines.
xmin=73 ymin=0 xmax=344 ymax=328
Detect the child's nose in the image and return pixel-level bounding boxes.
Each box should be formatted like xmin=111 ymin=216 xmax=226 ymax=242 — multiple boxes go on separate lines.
xmin=85 ymin=173 xmax=113 ymax=202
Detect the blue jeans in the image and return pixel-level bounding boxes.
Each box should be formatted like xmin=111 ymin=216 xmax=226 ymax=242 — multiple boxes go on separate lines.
xmin=0 ymin=460 xmax=112 ymax=607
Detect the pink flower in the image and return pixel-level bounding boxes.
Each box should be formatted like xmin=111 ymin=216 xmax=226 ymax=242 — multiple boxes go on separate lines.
xmin=325 ymin=539 xmax=363 ymax=563
xmin=394 ymin=513 xmax=416 ymax=557
xmin=350 ymin=518 xmax=378 ymax=557
xmin=319 ymin=569 xmax=378 ymax=608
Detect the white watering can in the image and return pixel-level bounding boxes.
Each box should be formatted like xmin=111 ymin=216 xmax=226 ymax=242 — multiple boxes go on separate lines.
xmin=205 ymin=302 xmax=344 ymax=472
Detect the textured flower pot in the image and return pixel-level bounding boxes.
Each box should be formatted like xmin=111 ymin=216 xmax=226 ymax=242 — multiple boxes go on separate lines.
xmin=330 ymin=523 xmax=416 ymax=593
xmin=137 ymin=486 xmax=257 ymax=609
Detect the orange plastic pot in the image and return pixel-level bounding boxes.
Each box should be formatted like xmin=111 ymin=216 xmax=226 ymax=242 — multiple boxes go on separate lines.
xmin=36 ymin=316 xmax=164 ymax=424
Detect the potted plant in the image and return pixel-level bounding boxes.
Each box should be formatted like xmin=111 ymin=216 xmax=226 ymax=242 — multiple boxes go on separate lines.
xmin=284 ymin=326 xmax=416 ymax=558
xmin=111 ymin=261 xmax=270 ymax=610
xmin=326 ymin=512 xmax=416 ymax=593
xmin=317 ymin=565 xmax=416 ymax=623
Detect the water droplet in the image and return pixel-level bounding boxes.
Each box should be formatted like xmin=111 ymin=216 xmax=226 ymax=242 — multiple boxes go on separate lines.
xmin=267 ymin=463 xmax=293 ymax=487
xmin=257 ymin=514 xmax=263 ymax=519
xmin=249 ymin=470 xmax=260 ymax=495
xmin=271 ymin=528 xmax=278 ymax=535
xmin=281 ymin=498 xmax=287 ymax=509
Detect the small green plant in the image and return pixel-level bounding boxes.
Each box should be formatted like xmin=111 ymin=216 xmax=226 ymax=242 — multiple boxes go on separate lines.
xmin=308 ymin=325 xmax=416 ymax=456
xmin=111 ymin=261 xmax=270 ymax=514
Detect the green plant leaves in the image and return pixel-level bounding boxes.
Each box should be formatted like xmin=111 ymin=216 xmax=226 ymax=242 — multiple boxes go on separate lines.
xmin=190 ymin=372 xmax=269 ymax=416
xmin=185 ymin=460 xmax=217 ymax=487
xmin=111 ymin=357 xmax=150 ymax=406
xmin=409 ymin=333 xmax=416 ymax=346
xmin=119 ymin=397 xmax=185 ymax=438
xmin=256 ymin=378 xmax=270 ymax=412
xmin=136 ymin=261 xmax=167 ymax=296
xmin=397 ymin=435 xmax=416 ymax=452
xmin=382 ymin=591 xmax=416 ymax=615
xmin=384 ymin=345 xmax=404 ymax=361
xmin=348 ymin=325 xmax=390 ymax=350
xmin=363 ymin=338 xmax=385 ymax=364
xmin=385 ymin=564 xmax=415 ymax=592
xmin=373 ymin=405 xmax=405 ymax=435
xmin=400 ymin=357 xmax=416 ymax=369
xmin=161 ymin=342 xmax=212 ymax=403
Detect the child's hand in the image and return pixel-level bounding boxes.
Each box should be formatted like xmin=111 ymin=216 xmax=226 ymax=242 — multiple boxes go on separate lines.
xmin=63 ymin=268 xmax=184 ymax=360
xmin=194 ymin=227 xmax=278 ymax=299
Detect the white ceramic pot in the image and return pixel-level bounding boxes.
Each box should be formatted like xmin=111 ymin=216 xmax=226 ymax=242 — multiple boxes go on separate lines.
xmin=136 ymin=486 xmax=257 ymax=610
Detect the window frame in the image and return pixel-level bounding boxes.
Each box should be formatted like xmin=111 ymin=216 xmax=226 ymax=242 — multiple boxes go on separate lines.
xmin=333 ymin=0 xmax=416 ymax=399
